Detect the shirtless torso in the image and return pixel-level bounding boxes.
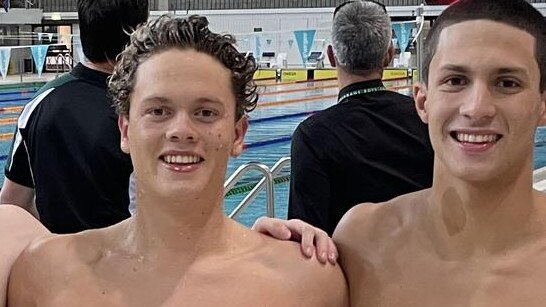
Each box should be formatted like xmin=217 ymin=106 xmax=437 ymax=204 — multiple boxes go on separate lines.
xmin=9 ymin=218 xmax=348 ymax=307
xmin=334 ymin=189 xmax=546 ymax=307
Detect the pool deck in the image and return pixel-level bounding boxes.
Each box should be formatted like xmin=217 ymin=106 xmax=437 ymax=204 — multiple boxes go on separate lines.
xmin=0 ymin=73 xmax=57 ymax=86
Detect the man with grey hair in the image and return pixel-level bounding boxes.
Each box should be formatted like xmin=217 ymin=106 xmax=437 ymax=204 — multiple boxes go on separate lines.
xmin=288 ymin=0 xmax=433 ymax=236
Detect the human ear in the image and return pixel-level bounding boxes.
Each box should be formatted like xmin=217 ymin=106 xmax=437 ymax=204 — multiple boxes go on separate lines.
xmin=414 ymin=82 xmax=429 ymax=124
xmin=383 ymin=44 xmax=395 ymax=67
xmin=231 ymin=115 xmax=248 ymax=157
xmin=118 ymin=115 xmax=130 ymax=154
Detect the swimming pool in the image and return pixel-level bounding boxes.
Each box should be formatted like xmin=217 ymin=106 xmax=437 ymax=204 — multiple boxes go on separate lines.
xmin=2 ymin=80 xmax=546 ymax=228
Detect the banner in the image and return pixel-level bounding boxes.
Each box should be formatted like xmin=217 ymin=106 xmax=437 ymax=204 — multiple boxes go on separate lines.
xmin=254 ymin=33 xmax=262 ymax=61
xmin=30 ymin=45 xmax=49 ymax=77
xmin=293 ymin=29 xmax=316 ymax=66
xmin=392 ymin=23 xmax=413 ymax=54
xmin=0 ymin=47 xmax=10 ymax=79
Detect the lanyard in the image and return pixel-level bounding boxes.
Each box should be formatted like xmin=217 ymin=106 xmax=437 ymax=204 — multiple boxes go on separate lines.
xmin=337 ymin=86 xmax=386 ymax=104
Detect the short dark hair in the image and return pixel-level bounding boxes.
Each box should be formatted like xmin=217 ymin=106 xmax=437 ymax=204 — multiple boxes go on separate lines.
xmin=109 ymin=15 xmax=258 ymax=121
xmin=77 ymin=0 xmax=149 ymax=63
xmin=423 ymin=0 xmax=546 ymax=91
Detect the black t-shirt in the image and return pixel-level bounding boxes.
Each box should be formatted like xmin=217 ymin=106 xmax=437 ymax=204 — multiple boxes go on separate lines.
xmin=288 ymin=79 xmax=434 ymax=235
xmin=5 ymin=63 xmax=133 ymax=233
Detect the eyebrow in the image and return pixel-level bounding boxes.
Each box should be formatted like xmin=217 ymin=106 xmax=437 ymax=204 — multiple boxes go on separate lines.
xmin=139 ymin=95 xmax=225 ymax=105
xmin=439 ymin=65 xmax=528 ymax=76
xmin=438 ymin=64 xmax=469 ymax=74
xmin=140 ymin=96 xmax=171 ymax=105
xmin=496 ymin=67 xmax=528 ymax=76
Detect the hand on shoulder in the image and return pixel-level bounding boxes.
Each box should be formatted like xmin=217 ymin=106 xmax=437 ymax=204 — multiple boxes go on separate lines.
xmin=252 ymin=216 xmax=338 ymax=264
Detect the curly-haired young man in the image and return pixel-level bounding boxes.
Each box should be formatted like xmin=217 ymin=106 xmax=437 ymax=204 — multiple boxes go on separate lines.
xmin=6 ymin=15 xmax=348 ymax=307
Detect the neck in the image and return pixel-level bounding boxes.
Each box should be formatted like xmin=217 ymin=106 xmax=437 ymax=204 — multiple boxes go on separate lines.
xmin=81 ymin=60 xmax=115 ymax=74
xmin=425 ymin=158 xmax=546 ymax=257
xmin=123 ymin=186 xmax=232 ymax=261
xmin=336 ymin=67 xmax=383 ymax=89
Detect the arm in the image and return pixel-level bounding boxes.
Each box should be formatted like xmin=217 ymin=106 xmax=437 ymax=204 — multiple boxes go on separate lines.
xmin=0 ymin=205 xmax=48 ymax=307
xmin=288 ymin=124 xmax=333 ymax=234
xmin=1 ymin=129 xmax=38 ymax=218
xmin=0 ymin=179 xmax=38 ymax=219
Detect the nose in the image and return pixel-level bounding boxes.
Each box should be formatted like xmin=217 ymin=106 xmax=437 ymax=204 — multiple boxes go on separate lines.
xmin=459 ymin=82 xmax=496 ymax=122
xmin=166 ymin=112 xmax=198 ymax=142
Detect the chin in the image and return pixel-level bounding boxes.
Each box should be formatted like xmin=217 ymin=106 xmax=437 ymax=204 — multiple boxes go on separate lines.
xmin=452 ymin=165 xmax=510 ymax=185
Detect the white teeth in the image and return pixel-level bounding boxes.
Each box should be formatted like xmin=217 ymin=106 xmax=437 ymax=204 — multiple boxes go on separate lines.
xmin=456 ymin=133 xmax=498 ymax=143
xmin=163 ymin=155 xmax=200 ymax=164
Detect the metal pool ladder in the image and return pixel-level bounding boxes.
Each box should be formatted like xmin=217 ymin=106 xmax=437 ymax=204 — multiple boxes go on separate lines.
xmin=224 ymin=156 xmax=291 ymax=220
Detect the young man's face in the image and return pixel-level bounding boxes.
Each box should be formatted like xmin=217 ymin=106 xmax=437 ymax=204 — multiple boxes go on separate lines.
xmin=415 ymin=20 xmax=546 ymax=183
xmin=119 ymin=48 xmax=247 ymax=201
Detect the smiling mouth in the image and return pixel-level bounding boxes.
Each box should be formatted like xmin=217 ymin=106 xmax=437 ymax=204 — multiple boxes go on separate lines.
xmin=161 ymin=154 xmax=204 ymax=165
xmin=450 ymin=132 xmax=503 ymax=144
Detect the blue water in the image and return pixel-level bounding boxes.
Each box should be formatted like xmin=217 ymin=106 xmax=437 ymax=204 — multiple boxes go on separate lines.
xmin=3 ymin=81 xmax=546 ymax=228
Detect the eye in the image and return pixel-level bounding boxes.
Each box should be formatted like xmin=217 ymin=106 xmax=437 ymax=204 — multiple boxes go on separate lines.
xmin=497 ymin=79 xmax=521 ymax=88
xmin=444 ymin=76 xmax=467 ymax=87
xmin=194 ymin=108 xmax=219 ymax=122
xmin=197 ymin=109 xmax=217 ymax=117
xmin=145 ymin=107 xmax=170 ymax=118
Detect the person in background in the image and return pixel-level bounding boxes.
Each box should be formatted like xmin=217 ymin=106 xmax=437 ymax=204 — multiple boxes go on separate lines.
xmin=288 ymin=0 xmax=433 ymax=235
xmin=7 ymin=15 xmax=348 ymax=307
xmin=0 ymin=0 xmax=148 ymax=233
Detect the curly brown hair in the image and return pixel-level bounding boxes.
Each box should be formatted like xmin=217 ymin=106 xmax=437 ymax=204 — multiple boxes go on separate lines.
xmin=108 ymin=15 xmax=258 ymax=120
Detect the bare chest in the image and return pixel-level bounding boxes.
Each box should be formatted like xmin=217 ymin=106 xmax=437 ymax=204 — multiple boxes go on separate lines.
xmin=347 ymin=246 xmax=546 ymax=307
xmin=35 ymin=263 xmax=314 ymax=307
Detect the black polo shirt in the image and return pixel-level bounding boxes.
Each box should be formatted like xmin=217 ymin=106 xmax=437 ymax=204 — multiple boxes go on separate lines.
xmin=288 ymin=79 xmax=434 ymax=235
xmin=5 ymin=63 xmax=133 ymax=233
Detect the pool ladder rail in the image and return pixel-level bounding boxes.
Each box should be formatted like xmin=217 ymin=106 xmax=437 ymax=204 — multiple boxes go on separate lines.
xmin=224 ymin=156 xmax=290 ymax=220
xmin=55 ymin=53 xmax=74 ymax=77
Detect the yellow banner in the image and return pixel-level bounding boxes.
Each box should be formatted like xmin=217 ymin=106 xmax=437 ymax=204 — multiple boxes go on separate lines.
xmin=314 ymin=69 xmax=337 ymax=80
xmin=253 ymin=69 xmax=277 ymax=80
xmin=382 ymin=69 xmax=408 ymax=81
xmin=281 ymin=70 xmax=307 ymax=82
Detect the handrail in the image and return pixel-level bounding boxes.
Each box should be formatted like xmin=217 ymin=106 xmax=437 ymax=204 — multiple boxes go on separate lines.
xmin=64 ymin=54 xmax=73 ymax=70
xmin=228 ymin=157 xmax=290 ymax=220
xmin=224 ymin=161 xmax=275 ymax=218
xmin=55 ymin=53 xmax=73 ymax=77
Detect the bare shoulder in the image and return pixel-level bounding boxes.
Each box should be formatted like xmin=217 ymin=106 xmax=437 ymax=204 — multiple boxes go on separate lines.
xmin=0 ymin=205 xmax=49 ymax=263
xmin=250 ymin=233 xmax=348 ymax=307
xmin=331 ymin=190 xmax=429 ymax=306
xmin=0 ymin=205 xmax=48 ymax=238
xmin=8 ymin=230 xmax=102 ymax=305
xmin=0 ymin=206 xmax=49 ymax=307
xmin=333 ymin=189 xmax=428 ymax=250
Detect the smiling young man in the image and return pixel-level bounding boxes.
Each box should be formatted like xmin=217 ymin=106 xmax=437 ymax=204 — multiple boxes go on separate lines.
xmin=335 ymin=0 xmax=546 ymax=305
xmin=6 ymin=15 xmax=347 ymax=307
xmin=255 ymin=0 xmax=546 ymax=306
